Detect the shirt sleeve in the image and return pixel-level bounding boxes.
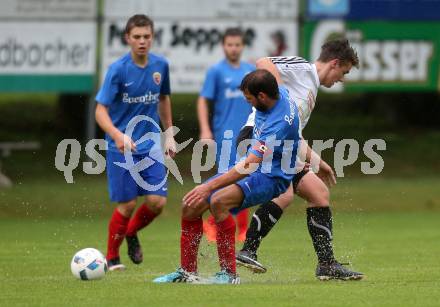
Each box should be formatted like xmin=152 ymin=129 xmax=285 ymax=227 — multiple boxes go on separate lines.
xmin=200 ymin=67 xmax=217 ymax=101
xmin=95 ymin=65 xmax=120 ymax=106
xmin=249 ymin=117 xmax=287 ymax=158
xmin=160 ymin=61 xmax=171 ymax=95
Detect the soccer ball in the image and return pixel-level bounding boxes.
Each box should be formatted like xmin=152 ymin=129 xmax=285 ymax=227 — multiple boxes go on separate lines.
xmin=70 ymin=248 xmax=107 ymax=280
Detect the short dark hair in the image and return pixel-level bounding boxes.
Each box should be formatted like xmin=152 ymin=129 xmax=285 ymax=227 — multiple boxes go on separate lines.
xmin=318 ymin=38 xmax=359 ymax=68
xmin=240 ymin=69 xmax=279 ymax=100
xmin=125 ymin=14 xmax=154 ymax=34
xmin=222 ymin=27 xmax=244 ymax=44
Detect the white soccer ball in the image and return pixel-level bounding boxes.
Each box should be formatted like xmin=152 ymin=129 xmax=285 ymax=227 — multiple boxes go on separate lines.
xmin=71 ymin=248 xmax=107 ymax=280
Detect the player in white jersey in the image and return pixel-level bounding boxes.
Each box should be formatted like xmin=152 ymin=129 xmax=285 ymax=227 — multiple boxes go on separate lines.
xmin=236 ymin=39 xmax=365 ymax=281
xmin=244 ymin=56 xmax=319 ymax=131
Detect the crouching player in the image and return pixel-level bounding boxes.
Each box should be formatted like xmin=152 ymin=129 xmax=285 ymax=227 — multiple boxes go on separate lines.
xmin=153 ymin=69 xmax=301 ymax=284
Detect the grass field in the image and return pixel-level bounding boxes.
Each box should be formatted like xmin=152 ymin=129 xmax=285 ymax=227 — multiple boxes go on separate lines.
xmin=1 ymin=177 xmax=439 ymax=306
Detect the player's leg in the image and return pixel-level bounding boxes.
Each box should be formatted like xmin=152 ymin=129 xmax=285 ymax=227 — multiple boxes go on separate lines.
xmin=296 ymin=172 xmax=363 ymax=280
xmin=106 ymin=199 xmax=137 ymax=271
xmin=125 ymin=154 xmax=167 ymax=264
xmin=236 ymin=186 xmax=291 ymax=273
xmin=237 ymin=168 xmax=311 ymax=273
xmin=126 ymin=194 xmax=166 ymax=264
xmin=153 ymin=197 xmax=209 ymax=283
xmin=203 ymin=209 xmax=249 ymax=244
xmin=235 ymin=208 xmax=249 ymax=243
xmin=209 ymin=184 xmax=244 ymax=284
xmin=236 ymin=187 xmax=291 ymax=273
xmin=240 ymin=184 xmax=293 ymax=253
xmin=105 ymin=151 xmax=140 ymax=270
xmin=203 ymin=214 xmax=217 ymax=243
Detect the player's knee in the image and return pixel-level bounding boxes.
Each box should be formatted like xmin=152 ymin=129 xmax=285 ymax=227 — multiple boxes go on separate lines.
xmin=210 ymin=193 xmax=229 ymax=211
xmin=117 ymin=200 xmax=137 ymax=217
xmin=279 ymin=193 xmax=293 ymax=209
xmin=314 ymin=185 xmax=330 ymax=206
xmin=210 ymin=193 xmax=221 ymax=207
xmin=209 ymin=195 xmax=229 ymax=221
xmin=149 ymin=198 xmax=166 ymax=215
xmin=181 ymin=204 xmax=200 ymax=220
xmin=210 ymin=205 xmax=229 ymax=223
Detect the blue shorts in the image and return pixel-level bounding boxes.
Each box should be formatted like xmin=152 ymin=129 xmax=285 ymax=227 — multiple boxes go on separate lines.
xmin=206 ymin=172 xmax=290 ymax=213
xmin=106 ymin=150 xmax=168 ymax=203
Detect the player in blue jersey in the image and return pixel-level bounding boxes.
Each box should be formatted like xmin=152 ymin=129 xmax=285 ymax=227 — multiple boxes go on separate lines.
xmin=153 ymin=69 xmax=301 ymax=284
xmin=197 ymin=28 xmax=255 ymax=243
xmin=95 ymin=15 xmax=176 ymax=271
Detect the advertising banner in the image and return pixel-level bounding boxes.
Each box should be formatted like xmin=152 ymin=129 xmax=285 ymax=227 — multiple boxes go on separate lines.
xmin=0 ymin=0 xmax=96 ymax=20
xmin=0 ymin=22 xmax=96 ymax=92
xmin=102 ymin=20 xmax=298 ymax=92
xmin=0 ymin=0 xmax=97 ymax=92
xmin=104 ymin=0 xmax=298 ymax=20
xmin=307 ymin=0 xmax=440 ymax=21
xmin=102 ymin=0 xmax=299 ymax=93
xmin=303 ymin=20 xmax=440 ymax=92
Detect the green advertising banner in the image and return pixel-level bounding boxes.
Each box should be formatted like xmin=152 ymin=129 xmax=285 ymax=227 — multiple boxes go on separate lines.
xmin=303 ymin=21 xmax=440 ymax=92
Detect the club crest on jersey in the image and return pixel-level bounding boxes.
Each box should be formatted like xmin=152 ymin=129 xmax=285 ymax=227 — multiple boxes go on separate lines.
xmin=153 ymin=72 xmax=161 ymax=85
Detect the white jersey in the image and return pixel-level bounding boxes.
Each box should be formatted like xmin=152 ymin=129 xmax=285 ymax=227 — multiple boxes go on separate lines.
xmin=245 ymin=56 xmax=320 ymax=131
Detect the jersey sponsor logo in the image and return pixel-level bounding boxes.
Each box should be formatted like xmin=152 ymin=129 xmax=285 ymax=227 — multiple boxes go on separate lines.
xmin=124 ymin=81 xmax=134 ymax=87
xmin=153 ymin=72 xmax=162 ymax=85
xmin=122 ymin=91 xmax=160 ymax=104
xmin=225 ymin=88 xmax=243 ymax=99
xmin=284 ymin=96 xmax=296 ymax=125
xmin=224 ymin=77 xmax=232 ymax=83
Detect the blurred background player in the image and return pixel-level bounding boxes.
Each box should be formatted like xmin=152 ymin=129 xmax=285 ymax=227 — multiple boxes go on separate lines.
xmin=154 ymin=69 xmax=301 ymax=284
xmin=196 ymin=28 xmax=255 ymax=243
xmin=95 ymin=14 xmax=176 ymax=270
xmin=236 ymin=39 xmax=364 ymax=281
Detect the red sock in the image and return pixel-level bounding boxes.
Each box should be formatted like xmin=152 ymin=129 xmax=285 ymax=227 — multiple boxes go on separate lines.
xmin=106 ymin=209 xmax=130 ymax=260
xmin=126 ymin=204 xmax=158 ymax=236
xmin=180 ymin=217 xmax=203 ymax=273
xmin=216 ymin=214 xmax=236 ymax=274
xmin=207 ymin=214 xmax=216 ymax=227
xmin=235 ymin=209 xmax=249 ymax=234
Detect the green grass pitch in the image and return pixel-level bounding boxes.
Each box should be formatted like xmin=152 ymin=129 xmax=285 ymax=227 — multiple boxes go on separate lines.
xmin=0 ymin=177 xmax=439 ymax=306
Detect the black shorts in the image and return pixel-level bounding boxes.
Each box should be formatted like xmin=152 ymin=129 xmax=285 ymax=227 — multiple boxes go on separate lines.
xmin=292 ymin=168 xmax=309 ymax=193
xmin=236 ymin=125 xmax=253 ymax=148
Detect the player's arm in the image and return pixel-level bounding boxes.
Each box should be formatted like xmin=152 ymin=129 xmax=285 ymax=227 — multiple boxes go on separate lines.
xmin=196 ymin=96 xmax=214 ymax=141
xmin=183 ymin=152 xmax=262 ymax=207
xmin=256 ymin=57 xmax=283 ymax=85
xmin=158 ymin=94 xmax=176 ymax=157
xmin=95 ymin=103 xmax=136 ymax=153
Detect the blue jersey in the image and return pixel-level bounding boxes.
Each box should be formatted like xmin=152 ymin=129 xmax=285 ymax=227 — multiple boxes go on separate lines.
xmin=96 ymin=52 xmax=170 ymax=154
xmin=249 ymin=86 xmax=301 ymax=181
xmin=200 ymin=59 xmax=255 ymax=171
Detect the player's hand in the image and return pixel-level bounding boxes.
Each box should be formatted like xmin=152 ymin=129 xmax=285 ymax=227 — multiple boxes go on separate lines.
xmin=183 ymin=184 xmax=211 ymax=208
xmin=164 ymin=135 xmax=176 ymax=158
xmin=114 ymin=132 xmax=137 ymax=153
xmin=317 ymin=160 xmax=337 ymax=187
xmin=199 ymin=130 xmax=214 ymax=146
